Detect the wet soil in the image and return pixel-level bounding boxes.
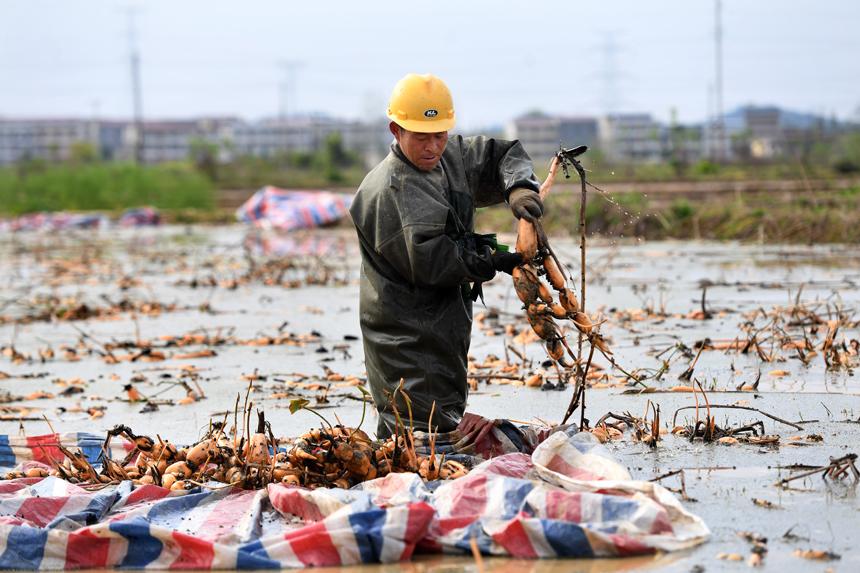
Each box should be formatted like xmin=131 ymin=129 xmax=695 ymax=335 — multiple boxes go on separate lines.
xmin=1 ymin=227 xmax=858 ymax=571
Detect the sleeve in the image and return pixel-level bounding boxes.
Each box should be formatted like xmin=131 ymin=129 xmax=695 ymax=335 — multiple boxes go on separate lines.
xmin=458 ymin=135 xmax=540 ymax=207
xmin=378 ymin=222 xmax=496 ymax=289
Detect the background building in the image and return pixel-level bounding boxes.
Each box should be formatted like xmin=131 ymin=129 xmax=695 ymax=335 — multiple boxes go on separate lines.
xmin=0 ymin=106 xmax=848 ymax=168
xmin=597 ymin=114 xmax=664 ymax=163
xmin=136 ymin=117 xmax=239 ymax=164
xmin=232 ymin=116 xmax=390 ymax=165
xmin=507 ymin=112 xmax=598 ymax=162
xmin=0 ymin=115 xmax=391 ymax=167
xmin=0 ymin=119 xmax=99 ymax=164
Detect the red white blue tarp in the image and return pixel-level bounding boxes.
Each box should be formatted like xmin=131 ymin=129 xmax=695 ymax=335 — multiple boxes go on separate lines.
xmin=0 ymin=429 xmax=708 ymax=569
xmin=235 ymin=187 xmax=352 ymax=232
xmin=0 ymin=213 xmax=108 ymax=233
xmin=0 ymin=208 xmax=160 ymax=233
xmin=118 ymin=207 xmax=161 ymax=227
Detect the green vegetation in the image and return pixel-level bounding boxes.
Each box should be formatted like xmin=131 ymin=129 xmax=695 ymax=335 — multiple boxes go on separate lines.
xmin=215 ymin=133 xmax=367 ymax=189
xmin=531 ymin=130 xmax=860 ymax=183
xmin=831 ymin=132 xmax=860 ymax=174
xmin=0 ymin=161 xmax=214 ymax=215
xmin=476 ymin=185 xmax=860 ymax=244
xmin=670 ymin=198 xmax=695 ymax=220
xmin=4 ymin=129 xmax=860 ymax=239
xmin=533 ymin=158 xmax=843 ymax=184
xmin=0 ymin=132 xmax=365 ymax=217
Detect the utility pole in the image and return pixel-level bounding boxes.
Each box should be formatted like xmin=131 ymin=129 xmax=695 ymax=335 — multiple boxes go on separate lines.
xmin=597 ymin=34 xmax=623 ymax=115
xmin=127 ymin=8 xmax=144 ymax=164
xmin=713 ymin=0 xmax=725 ymax=162
xmin=90 ymin=100 xmax=101 ymax=152
xmin=278 ymin=60 xmax=304 ymax=121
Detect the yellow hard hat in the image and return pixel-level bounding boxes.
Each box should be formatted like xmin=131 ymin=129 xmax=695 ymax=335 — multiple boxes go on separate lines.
xmin=387 ymin=73 xmax=456 ymax=133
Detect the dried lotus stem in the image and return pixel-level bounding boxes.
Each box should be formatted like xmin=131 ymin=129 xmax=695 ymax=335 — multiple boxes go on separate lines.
xmin=576 ymin=158 xmax=587 ymax=357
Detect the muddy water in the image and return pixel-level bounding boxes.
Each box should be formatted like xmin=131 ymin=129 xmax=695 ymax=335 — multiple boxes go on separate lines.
xmin=1 ymin=227 xmax=858 ymax=571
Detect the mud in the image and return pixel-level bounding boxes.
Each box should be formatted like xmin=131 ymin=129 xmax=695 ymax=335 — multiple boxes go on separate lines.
xmin=1 ymin=227 xmax=858 ymax=571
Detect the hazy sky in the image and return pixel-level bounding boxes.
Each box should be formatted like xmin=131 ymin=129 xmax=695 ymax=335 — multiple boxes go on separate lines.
xmin=2 ymin=0 xmax=858 ymax=129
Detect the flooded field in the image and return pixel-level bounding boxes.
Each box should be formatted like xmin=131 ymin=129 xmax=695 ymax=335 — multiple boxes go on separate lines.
xmin=1 ymin=226 xmax=858 ymax=571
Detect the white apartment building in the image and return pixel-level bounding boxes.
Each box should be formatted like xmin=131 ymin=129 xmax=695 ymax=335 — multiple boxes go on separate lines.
xmin=507 ymin=112 xmax=598 ymax=163
xmin=0 ymin=118 xmax=99 ymax=164
xmin=597 ymin=113 xmax=664 ymax=163
xmin=0 ymin=115 xmax=388 ymax=166
xmin=232 ymin=116 xmax=389 ymax=166
xmin=136 ymin=118 xmax=238 ymax=163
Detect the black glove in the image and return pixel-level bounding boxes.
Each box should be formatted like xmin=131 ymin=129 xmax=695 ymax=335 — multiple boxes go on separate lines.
xmin=492 ymin=251 xmax=523 ymax=275
xmin=509 ymin=188 xmax=543 ymax=221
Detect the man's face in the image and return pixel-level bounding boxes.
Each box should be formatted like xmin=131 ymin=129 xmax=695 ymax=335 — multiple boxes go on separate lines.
xmin=391 ymin=123 xmax=448 ymax=171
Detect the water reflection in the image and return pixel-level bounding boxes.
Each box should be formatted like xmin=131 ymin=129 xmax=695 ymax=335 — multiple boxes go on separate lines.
xmin=243 ymin=229 xmax=352 ymax=258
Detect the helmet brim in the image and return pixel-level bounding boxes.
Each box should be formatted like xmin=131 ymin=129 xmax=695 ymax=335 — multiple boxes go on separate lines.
xmin=388 ymin=115 xmax=455 ymax=134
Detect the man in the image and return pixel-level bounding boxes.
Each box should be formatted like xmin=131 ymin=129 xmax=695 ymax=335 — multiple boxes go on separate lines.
xmin=349 ymin=73 xmax=543 ymax=438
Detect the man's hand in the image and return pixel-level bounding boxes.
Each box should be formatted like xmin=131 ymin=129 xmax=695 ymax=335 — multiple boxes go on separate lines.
xmin=509 ymin=188 xmax=543 ymax=221
xmin=492 ymin=251 xmax=523 ymax=275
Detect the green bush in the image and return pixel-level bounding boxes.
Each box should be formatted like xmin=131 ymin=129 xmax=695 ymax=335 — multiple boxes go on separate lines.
xmin=670 ymin=199 xmax=695 ymax=220
xmin=692 ymin=160 xmax=720 ymax=176
xmin=214 ymin=135 xmax=366 ymax=190
xmin=833 ymin=158 xmax=860 ymax=174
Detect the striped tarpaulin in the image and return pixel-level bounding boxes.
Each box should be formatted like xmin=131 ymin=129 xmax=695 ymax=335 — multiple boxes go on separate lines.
xmin=0 ymin=430 xmax=709 ymax=569
xmin=235 ymin=187 xmax=353 ymax=231
xmin=0 ymin=433 xmax=130 ymax=472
